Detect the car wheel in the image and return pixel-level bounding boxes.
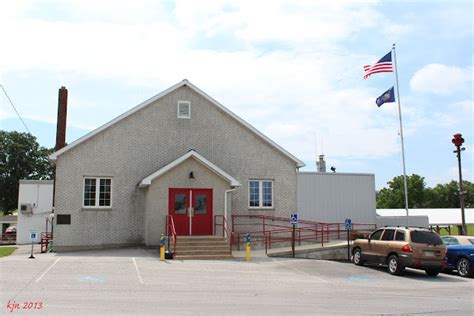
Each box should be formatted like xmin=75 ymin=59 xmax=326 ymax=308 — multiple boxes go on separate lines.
xmin=353 ymin=248 xmax=365 ymax=266
xmin=425 ymin=268 xmax=441 ymax=276
xmin=456 ymin=258 xmax=473 ymax=278
xmin=387 ymin=255 xmax=404 ymax=275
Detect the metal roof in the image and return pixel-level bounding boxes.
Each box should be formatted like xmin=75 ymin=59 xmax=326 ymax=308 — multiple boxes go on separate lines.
xmin=376 ymin=208 xmax=474 ymax=225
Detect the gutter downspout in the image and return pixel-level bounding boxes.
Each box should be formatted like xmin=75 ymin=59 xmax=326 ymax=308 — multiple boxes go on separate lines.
xmin=224 ymin=187 xmax=239 ymax=238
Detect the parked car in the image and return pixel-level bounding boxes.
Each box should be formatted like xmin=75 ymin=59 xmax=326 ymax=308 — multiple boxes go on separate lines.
xmin=352 ymin=227 xmax=447 ymax=276
xmin=5 ymin=226 xmax=16 ymax=234
xmin=441 ymin=235 xmax=474 ymax=278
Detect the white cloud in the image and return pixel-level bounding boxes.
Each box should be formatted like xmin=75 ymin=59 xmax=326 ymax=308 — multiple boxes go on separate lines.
xmin=382 ymin=23 xmax=415 ymax=39
xmin=452 ymin=100 xmax=473 ymax=116
xmin=1 ymin=0 xmax=460 ymax=171
xmin=410 ymin=64 xmax=472 ymax=95
xmin=426 ymin=167 xmax=473 ymax=188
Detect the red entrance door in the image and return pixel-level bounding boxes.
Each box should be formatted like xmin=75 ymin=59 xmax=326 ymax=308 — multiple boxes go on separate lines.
xmin=168 ymin=188 xmax=213 ymax=236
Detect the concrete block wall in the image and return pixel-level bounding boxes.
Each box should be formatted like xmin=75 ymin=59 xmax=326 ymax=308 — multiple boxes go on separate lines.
xmin=54 ymin=85 xmax=298 ymax=250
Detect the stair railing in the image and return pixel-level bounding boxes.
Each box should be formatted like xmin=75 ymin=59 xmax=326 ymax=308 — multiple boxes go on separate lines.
xmin=214 ymin=215 xmax=233 ymax=255
xmin=166 ymin=215 xmax=177 ymax=255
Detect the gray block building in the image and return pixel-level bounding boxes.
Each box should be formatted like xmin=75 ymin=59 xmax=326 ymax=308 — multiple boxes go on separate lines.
xmin=50 ymin=80 xmax=305 ymax=251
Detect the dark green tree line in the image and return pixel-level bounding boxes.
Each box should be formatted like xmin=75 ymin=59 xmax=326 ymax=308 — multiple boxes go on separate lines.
xmin=0 ymin=131 xmax=54 ymax=214
xmin=377 ymin=174 xmax=473 ymax=208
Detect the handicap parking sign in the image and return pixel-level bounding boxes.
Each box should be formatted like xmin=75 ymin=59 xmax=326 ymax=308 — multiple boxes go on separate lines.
xmin=290 ymin=213 xmax=298 ymax=225
xmin=345 ymin=218 xmax=352 ymax=230
xmin=29 ymin=230 xmax=38 ymax=242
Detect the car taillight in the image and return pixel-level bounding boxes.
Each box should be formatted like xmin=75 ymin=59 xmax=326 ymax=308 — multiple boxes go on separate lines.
xmin=402 ymin=244 xmax=412 ymax=253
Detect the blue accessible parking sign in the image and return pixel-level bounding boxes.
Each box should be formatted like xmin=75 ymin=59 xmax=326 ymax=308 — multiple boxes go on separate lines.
xmin=290 ymin=213 xmax=298 ymax=225
xmin=345 ymin=218 xmax=352 ymax=230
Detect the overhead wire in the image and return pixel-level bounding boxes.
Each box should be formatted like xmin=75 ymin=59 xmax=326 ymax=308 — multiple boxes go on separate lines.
xmin=0 ymin=84 xmax=31 ymax=133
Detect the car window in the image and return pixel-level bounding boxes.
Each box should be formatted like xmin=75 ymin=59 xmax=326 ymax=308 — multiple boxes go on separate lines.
xmin=395 ymin=230 xmax=405 ymax=241
xmin=411 ymin=231 xmax=443 ymax=245
xmin=468 ymin=239 xmax=474 ymax=245
xmin=442 ymin=237 xmax=459 ymax=245
xmin=381 ymin=229 xmax=395 ymax=241
xmin=370 ymin=229 xmax=384 ymax=240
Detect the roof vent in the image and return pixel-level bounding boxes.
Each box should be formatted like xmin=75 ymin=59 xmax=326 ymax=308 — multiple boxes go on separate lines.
xmin=177 ymin=101 xmax=191 ymax=119
xmin=316 ymin=155 xmax=326 ymax=172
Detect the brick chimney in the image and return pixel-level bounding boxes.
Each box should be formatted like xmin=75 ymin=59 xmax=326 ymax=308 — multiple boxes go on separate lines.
xmin=55 ymin=86 xmax=68 ymax=151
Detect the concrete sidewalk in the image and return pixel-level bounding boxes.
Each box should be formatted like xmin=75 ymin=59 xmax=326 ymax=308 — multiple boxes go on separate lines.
xmin=0 ymin=244 xmax=44 ymax=255
xmin=233 ymin=239 xmax=350 ymax=259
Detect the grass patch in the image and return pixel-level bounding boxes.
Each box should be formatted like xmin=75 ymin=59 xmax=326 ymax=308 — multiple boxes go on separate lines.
xmin=0 ymin=247 xmax=17 ymax=257
xmin=438 ymin=224 xmax=474 ymax=236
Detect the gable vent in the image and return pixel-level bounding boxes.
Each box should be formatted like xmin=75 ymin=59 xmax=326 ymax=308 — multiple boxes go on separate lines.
xmin=177 ymin=101 xmax=191 ymax=119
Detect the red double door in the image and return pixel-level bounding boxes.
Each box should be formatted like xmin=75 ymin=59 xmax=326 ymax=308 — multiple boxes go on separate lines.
xmin=168 ymin=188 xmax=213 ymax=236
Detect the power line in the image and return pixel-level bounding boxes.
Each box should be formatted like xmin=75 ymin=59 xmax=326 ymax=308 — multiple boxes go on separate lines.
xmin=0 ymin=84 xmax=31 ymax=133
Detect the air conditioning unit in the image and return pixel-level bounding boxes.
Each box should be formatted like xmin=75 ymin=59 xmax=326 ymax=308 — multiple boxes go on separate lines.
xmin=20 ymin=203 xmax=32 ymax=214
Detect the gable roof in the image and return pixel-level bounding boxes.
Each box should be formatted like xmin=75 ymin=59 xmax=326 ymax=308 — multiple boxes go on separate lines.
xmin=49 ymin=79 xmax=305 ymax=167
xmin=139 ymin=150 xmax=240 ymax=188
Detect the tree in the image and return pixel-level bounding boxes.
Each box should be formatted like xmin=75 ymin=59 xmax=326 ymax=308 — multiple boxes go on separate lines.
xmin=425 ymin=180 xmax=473 ymax=208
xmin=376 ymin=174 xmax=427 ymax=208
xmin=377 ymin=174 xmax=474 ymax=209
xmin=0 ymin=131 xmax=54 ymax=214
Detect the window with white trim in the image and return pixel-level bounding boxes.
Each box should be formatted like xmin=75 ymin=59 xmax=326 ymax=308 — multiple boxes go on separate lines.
xmin=83 ymin=177 xmax=112 ymax=208
xmin=177 ymin=101 xmax=191 ymax=119
xmin=248 ymin=180 xmax=273 ymax=208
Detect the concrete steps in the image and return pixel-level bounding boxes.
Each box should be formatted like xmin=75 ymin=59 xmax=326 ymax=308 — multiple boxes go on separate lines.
xmin=174 ymin=236 xmax=233 ymax=260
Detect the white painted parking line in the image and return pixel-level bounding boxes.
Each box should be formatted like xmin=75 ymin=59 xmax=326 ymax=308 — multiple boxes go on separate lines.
xmin=35 ymin=258 xmax=61 ymax=283
xmin=132 ymin=257 xmax=144 ymax=284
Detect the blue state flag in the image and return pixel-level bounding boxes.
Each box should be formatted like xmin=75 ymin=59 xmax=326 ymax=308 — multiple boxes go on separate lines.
xmin=376 ymin=86 xmax=395 ymax=107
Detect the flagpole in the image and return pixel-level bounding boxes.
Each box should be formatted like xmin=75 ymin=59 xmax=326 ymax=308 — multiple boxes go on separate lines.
xmin=392 ymin=43 xmax=410 ymax=226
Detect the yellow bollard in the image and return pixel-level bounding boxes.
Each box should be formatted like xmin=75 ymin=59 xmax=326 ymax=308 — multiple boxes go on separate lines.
xmin=160 ymin=234 xmax=165 ymax=261
xmin=160 ymin=245 xmax=165 ymax=261
xmin=245 ymin=233 xmax=251 ymax=262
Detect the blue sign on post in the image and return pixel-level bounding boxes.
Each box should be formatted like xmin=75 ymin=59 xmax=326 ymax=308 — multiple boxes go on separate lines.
xmin=29 ymin=230 xmax=38 ymax=242
xmin=345 ymin=218 xmax=352 ymax=230
xmin=290 ymin=213 xmax=298 ymax=225
xmin=245 ymin=233 xmax=251 ymax=244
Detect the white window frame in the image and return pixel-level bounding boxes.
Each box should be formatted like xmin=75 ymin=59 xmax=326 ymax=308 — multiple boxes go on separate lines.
xmin=248 ymin=179 xmax=274 ymax=209
xmin=177 ymin=101 xmax=191 ymax=119
xmin=82 ymin=177 xmax=113 ymax=208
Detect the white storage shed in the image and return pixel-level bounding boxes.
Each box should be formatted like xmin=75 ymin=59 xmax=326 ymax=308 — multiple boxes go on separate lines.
xmin=17 ymin=180 xmax=54 ymax=244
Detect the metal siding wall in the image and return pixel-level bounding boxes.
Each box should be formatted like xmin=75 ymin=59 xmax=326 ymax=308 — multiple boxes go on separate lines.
xmin=297 ymin=173 xmax=376 ymax=224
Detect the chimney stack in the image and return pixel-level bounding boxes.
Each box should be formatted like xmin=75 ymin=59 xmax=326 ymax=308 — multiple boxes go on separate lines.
xmin=316 ymin=154 xmax=326 ymax=172
xmin=55 ymin=86 xmax=68 ymax=151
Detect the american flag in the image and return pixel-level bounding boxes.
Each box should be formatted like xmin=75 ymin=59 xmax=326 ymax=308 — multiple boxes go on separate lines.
xmin=363 ymin=51 xmax=393 ymax=79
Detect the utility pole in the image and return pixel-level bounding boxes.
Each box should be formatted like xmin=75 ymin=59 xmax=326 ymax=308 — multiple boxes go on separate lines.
xmin=452 ymin=133 xmax=467 ymax=235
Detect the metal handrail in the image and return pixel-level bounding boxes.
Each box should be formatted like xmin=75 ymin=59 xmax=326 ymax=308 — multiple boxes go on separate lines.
xmin=214 ymin=215 xmax=233 ymax=255
xmin=40 ymin=232 xmax=53 ymax=253
xmin=231 ymin=215 xmax=376 ymax=253
xmin=166 ymin=215 xmax=177 ymax=255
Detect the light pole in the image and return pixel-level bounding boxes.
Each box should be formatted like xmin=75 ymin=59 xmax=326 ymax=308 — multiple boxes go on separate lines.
xmin=452 ymin=133 xmax=467 ymax=235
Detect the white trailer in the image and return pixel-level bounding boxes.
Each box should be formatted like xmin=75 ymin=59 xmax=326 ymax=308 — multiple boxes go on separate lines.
xmin=17 ymin=180 xmax=53 ymax=244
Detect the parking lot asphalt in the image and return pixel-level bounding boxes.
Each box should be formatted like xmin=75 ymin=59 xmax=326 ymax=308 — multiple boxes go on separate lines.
xmin=1 ymin=247 xmax=473 ymax=315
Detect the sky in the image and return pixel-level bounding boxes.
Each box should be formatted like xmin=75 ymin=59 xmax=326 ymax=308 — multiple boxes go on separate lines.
xmin=0 ymin=0 xmax=472 ymax=190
